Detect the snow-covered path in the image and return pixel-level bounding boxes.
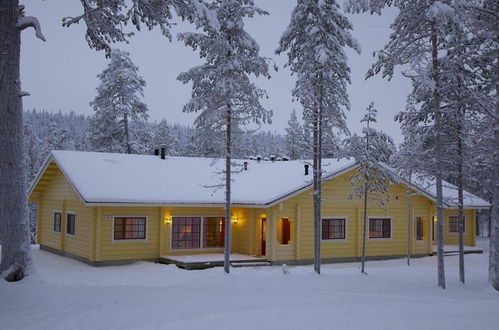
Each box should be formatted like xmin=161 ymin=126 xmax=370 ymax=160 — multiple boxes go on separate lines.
xmin=1 ymin=242 xmax=498 ymax=330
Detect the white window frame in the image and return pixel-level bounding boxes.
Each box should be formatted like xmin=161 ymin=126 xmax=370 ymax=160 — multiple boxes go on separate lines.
xmin=111 ymin=216 xmax=148 ymax=243
xmin=368 ymin=216 xmax=393 ymax=241
xmin=65 ymin=211 xmax=76 ymax=237
xmin=170 ymin=215 xmax=226 ymax=251
xmin=320 ymin=217 xmax=348 ymax=242
xmin=53 ymin=210 xmax=62 ymax=234
xmin=448 ymin=215 xmax=467 ymax=234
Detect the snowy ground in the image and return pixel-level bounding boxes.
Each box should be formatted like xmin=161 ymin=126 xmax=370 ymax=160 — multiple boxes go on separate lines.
xmin=1 ymin=239 xmax=498 ymax=330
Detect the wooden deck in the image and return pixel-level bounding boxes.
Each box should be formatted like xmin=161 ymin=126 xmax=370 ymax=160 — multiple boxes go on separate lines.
xmin=159 ymin=253 xmax=270 ymax=270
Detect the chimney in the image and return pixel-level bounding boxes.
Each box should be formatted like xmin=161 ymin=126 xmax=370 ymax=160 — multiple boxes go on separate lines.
xmin=154 ymin=149 xmax=160 ymax=156
xmin=270 ymin=155 xmax=276 ymax=162
xmin=160 ymin=147 xmax=166 ymax=160
xmin=243 ymin=161 xmax=248 ymax=171
xmin=304 ymin=164 xmax=309 ymax=175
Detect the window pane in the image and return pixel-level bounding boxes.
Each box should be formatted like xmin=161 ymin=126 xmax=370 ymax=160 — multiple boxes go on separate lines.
xmin=172 ymin=217 xmax=201 ymax=249
xmin=322 ymin=219 xmax=346 ymax=240
xmin=278 ymin=218 xmax=291 ymax=244
xmin=54 ymin=212 xmax=61 ymax=232
xmin=448 ymin=216 xmax=464 ymax=233
xmin=203 ymin=217 xmax=225 ymax=248
xmin=369 ymin=218 xmax=390 ymax=239
xmin=67 ymin=214 xmax=75 ymax=235
xmin=114 ymin=217 xmax=146 ymax=240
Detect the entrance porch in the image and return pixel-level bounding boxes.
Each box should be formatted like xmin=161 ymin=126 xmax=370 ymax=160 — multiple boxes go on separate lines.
xmin=159 ymin=253 xmax=269 ymax=270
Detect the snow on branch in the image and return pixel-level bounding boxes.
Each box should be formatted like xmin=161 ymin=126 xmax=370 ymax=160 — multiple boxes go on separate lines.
xmin=17 ymin=16 xmax=46 ymax=42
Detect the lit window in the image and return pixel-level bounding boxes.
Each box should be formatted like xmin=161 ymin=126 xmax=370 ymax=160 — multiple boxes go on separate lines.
xmin=203 ymin=217 xmax=225 ymax=248
xmin=322 ymin=218 xmax=346 ymax=240
xmin=278 ymin=218 xmax=291 ymax=244
xmin=369 ymin=218 xmax=391 ymax=239
xmin=416 ymin=217 xmax=425 ymax=240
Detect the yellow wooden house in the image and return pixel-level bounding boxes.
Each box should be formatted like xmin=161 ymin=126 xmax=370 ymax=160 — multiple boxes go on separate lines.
xmin=28 ymin=151 xmax=490 ymax=267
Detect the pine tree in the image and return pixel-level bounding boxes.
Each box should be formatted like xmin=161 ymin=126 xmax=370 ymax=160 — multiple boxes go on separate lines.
xmin=64 ymin=0 xmax=218 ymax=56
xmin=178 ymin=0 xmax=272 ymax=273
xmin=285 ymin=110 xmax=306 ymax=160
xmin=463 ymin=0 xmax=499 ymax=292
xmin=153 ymin=120 xmax=179 ymax=156
xmin=277 ymin=0 xmax=360 ymax=274
xmin=347 ymin=103 xmax=394 ymax=273
xmin=90 ymin=49 xmax=148 ymax=154
xmin=345 ymin=0 xmax=457 ymax=289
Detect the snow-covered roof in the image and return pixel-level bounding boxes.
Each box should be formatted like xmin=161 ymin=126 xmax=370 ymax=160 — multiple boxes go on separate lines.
xmin=29 ymin=150 xmax=490 ymax=209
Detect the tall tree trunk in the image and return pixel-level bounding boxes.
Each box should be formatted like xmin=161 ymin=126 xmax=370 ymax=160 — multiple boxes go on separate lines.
xmin=124 ymin=112 xmax=131 ymax=154
xmin=490 ymin=55 xmax=499 ymax=290
xmin=457 ymin=97 xmax=465 ymax=285
xmin=313 ymin=81 xmax=324 ymax=275
xmin=360 ymin=110 xmax=371 ymax=274
xmin=0 ymin=0 xmax=32 ymax=281
xmin=361 ymin=178 xmax=368 ymax=273
xmin=432 ymin=22 xmax=446 ymax=289
xmin=407 ymin=174 xmax=412 ymax=266
xmin=224 ymin=105 xmax=232 ymax=274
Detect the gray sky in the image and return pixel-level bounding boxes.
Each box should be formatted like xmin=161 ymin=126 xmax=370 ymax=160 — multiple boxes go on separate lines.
xmin=21 ymin=0 xmax=411 ymax=143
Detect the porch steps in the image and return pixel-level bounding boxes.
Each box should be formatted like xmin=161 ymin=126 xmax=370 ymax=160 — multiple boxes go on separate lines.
xmin=430 ymin=249 xmax=483 ymax=256
xmin=158 ymin=255 xmax=269 ymax=270
xmin=230 ymin=260 xmax=271 ymax=268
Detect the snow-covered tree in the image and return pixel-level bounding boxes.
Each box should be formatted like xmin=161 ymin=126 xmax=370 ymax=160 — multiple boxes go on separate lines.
xmin=178 ymin=0 xmax=272 ymax=273
xmin=462 ymin=0 xmax=499 ymax=292
xmin=64 ymin=0 xmax=218 ymax=56
xmin=153 ymin=120 xmax=179 ymax=156
xmin=90 ymin=49 xmax=149 ymax=154
xmin=347 ymin=103 xmax=394 ymax=274
xmin=285 ymin=110 xmax=306 ymax=160
xmin=277 ymin=0 xmax=360 ymax=274
xmin=0 ymin=3 xmax=46 ymax=281
xmin=345 ymin=0 xmax=457 ymax=289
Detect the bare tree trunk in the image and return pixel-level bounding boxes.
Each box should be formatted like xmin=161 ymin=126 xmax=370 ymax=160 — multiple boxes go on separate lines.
xmin=457 ymin=98 xmax=465 ymax=285
xmin=407 ymin=174 xmax=412 ymax=266
xmin=313 ymin=80 xmax=324 ymax=275
xmin=0 ymin=0 xmax=32 ymax=281
xmin=489 ymin=55 xmax=499 ymax=291
xmin=224 ymin=105 xmax=232 ymax=274
xmin=124 ymin=112 xmax=131 ymax=154
xmin=432 ymin=22 xmax=445 ymax=289
xmin=361 ymin=178 xmax=368 ymax=273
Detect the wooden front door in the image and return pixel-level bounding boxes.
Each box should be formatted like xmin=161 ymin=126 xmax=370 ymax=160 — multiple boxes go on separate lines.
xmin=261 ymin=218 xmax=266 ymax=256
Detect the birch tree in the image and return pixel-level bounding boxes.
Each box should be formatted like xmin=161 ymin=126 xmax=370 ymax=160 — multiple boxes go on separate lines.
xmin=277 ymin=0 xmax=360 ymax=274
xmin=0 ymin=3 xmax=46 ymax=281
xmin=347 ymin=103 xmax=394 ymax=274
xmin=178 ymin=0 xmax=272 ymax=273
